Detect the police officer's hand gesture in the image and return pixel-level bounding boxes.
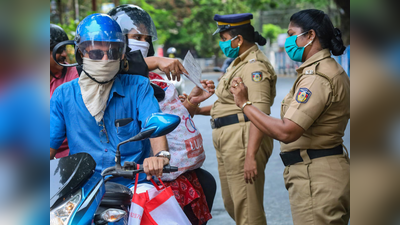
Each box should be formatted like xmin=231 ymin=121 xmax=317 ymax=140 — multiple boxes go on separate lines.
xmin=230 ymin=77 xmax=249 ymax=108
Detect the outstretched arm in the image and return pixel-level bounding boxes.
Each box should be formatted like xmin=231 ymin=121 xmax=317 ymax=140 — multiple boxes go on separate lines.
xmin=178 ymin=80 xmax=215 ymax=117
xmin=230 ymin=77 xmax=304 ymax=143
xmin=145 ymin=57 xmax=188 ymax=81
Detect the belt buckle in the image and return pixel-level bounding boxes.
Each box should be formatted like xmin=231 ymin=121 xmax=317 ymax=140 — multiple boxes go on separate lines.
xmin=210 ymin=118 xmax=216 ymax=129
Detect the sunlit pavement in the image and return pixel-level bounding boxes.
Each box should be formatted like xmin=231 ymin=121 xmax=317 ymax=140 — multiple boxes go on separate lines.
xmin=182 ymin=73 xmax=350 ymax=225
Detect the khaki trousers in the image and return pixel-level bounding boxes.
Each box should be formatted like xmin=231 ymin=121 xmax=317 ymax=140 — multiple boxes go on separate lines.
xmin=283 ymin=150 xmax=350 ymax=225
xmin=212 ymin=121 xmax=273 ymax=225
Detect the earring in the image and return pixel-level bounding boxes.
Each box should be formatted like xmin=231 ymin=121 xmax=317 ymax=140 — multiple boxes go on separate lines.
xmin=123 ymin=58 xmax=129 ymax=71
xmin=238 ymin=43 xmax=241 ymax=47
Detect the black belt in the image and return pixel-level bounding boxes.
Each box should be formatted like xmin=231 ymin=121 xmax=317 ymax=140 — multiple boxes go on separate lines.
xmin=280 ymin=145 xmax=343 ymax=166
xmin=210 ymin=114 xmax=249 ymax=129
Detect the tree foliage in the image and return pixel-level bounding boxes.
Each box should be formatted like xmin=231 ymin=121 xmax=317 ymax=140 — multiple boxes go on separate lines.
xmin=50 ymin=0 xmax=349 ymax=57
xmin=262 ymin=24 xmax=287 ymax=45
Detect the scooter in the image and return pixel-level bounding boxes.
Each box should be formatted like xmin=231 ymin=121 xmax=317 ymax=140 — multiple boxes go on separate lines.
xmin=50 ymin=113 xmax=181 ymax=225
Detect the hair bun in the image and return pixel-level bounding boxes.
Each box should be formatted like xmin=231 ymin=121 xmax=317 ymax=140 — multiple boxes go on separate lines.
xmin=254 ymin=31 xmax=267 ymax=46
xmin=334 ymin=28 xmax=342 ymax=38
xmin=330 ymin=28 xmax=346 ymax=56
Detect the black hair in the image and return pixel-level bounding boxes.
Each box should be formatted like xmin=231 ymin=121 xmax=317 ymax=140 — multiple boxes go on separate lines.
xmin=228 ymin=24 xmax=267 ymax=46
xmin=290 ymin=9 xmax=346 ymax=56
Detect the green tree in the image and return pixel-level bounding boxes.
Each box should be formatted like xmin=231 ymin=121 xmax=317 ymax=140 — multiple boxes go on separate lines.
xmin=262 ymin=23 xmax=287 ymax=46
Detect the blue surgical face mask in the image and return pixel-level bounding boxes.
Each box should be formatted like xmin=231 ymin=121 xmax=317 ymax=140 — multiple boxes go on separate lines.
xmin=219 ymin=36 xmax=239 ymax=58
xmin=284 ymin=31 xmax=313 ymax=62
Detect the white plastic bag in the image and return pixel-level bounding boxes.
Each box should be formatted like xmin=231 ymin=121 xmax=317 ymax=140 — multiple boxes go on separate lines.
xmin=159 ymin=85 xmax=205 ymax=181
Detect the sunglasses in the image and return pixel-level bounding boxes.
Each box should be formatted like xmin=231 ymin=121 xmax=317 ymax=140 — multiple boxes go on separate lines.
xmin=83 ymin=48 xmax=123 ymax=60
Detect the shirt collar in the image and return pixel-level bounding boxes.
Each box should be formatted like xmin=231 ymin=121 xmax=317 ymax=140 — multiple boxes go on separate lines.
xmin=232 ymin=44 xmax=258 ymax=66
xmin=296 ymin=48 xmax=331 ymax=74
xmin=108 ymin=75 xmax=125 ymax=100
xmin=239 ymin=44 xmax=258 ymax=61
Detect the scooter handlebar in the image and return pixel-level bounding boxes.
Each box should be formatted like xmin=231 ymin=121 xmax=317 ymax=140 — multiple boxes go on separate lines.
xmin=138 ymin=164 xmax=178 ymax=173
xmin=102 ymin=164 xmax=178 ymax=178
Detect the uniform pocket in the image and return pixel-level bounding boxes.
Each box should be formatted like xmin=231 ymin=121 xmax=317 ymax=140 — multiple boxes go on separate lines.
xmin=284 ymin=165 xmax=312 ymax=207
xmin=221 ymin=125 xmax=246 ymax=175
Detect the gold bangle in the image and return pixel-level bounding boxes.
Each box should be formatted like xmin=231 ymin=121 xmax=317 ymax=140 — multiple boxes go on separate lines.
xmin=186 ymin=97 xmax=199 ymax=107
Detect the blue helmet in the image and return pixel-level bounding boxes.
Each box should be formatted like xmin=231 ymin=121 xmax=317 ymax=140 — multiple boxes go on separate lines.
xmin=75 ymin=13 xmax=126 ymax=60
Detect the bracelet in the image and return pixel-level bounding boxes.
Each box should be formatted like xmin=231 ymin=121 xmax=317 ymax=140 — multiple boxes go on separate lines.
xmin=186 ymin=97 xmax=200 ymax=107
xmin=241 ymin=101 xmax=252 ymax=111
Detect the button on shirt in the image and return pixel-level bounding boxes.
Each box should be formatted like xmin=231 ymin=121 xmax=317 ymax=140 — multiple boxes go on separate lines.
xmin=50 ymin=74 xmax=161 ymax=187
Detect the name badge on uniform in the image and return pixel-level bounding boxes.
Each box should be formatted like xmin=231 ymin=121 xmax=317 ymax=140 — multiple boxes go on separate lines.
xmin=296 ymin=88 xmax=312 ymax=103
xmin=252 ymin=71 xmax=262 ymax=82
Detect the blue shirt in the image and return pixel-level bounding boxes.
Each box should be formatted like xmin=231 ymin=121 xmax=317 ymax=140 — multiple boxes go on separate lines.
xmin=50 ymin=74 xmax=161 ymax=187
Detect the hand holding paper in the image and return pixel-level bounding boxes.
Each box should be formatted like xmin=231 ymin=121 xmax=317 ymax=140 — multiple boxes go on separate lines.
xmin=182 ymin=51 xmax=209 ymax=93
xmin=187 ymin=80 xmax=215 ymax=105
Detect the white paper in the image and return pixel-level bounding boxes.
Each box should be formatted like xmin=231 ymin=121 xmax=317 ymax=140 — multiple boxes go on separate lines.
xmin=182 ymin=51 xmax=209 ymax=93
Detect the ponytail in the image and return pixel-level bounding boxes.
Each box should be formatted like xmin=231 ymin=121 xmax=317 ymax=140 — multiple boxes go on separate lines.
xmin=254 ymin=31 xmax=267 ymax=46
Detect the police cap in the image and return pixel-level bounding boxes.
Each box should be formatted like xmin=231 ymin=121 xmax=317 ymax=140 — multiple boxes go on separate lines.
xmin=213 ymin=13 xmax=253 ymax=35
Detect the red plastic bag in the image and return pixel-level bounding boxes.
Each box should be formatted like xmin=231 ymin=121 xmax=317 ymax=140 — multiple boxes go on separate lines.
xmin=128 ymin=166 xmax=191 ymax=225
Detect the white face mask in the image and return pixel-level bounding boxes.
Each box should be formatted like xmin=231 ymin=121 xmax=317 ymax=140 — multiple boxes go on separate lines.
xmin=128 ymin=39 xmax=150 ymax=58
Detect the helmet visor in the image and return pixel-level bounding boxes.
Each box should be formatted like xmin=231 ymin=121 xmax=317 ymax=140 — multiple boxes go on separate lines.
xmin=113 ymin=11 xmax=158 ymax=41
xmin=76 ymin=28 xmax=126 ymax=57
xmin=78 ymin=41 xmax=125 ymax=61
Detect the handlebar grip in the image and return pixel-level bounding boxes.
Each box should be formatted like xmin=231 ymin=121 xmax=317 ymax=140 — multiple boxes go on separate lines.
xmin=138 ymin=164 xmax=178 ymax=173
xmin=163 ymin=165 xmax=178 ymax=173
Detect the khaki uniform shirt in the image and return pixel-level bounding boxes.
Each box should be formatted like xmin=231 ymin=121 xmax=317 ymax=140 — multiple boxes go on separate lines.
xmin=211 ymin=45 xmax=277 ymax=118
xmin=280 ymin=48 xmax=350 ymax=152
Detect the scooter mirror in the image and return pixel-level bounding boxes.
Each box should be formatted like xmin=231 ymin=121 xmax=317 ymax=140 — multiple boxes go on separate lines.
xmin=126 ymin=113 xmax=180 ymax=142
xmin=52 ymin=40 xmax=78 ymax=67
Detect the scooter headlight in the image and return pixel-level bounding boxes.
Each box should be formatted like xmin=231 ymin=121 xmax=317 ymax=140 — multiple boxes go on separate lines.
xmin=50 ymin=190 xmax=82 ymax=225
xmin=102 ymin=208 xmax=126 ymax=222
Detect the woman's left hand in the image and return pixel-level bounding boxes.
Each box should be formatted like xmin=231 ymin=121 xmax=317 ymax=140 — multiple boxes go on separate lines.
xmin=244 ymin=155 xmax=257 ymax=184
xmin=178 ymin=93 xmax=188 ymax=103
xmin=230 ymin=77 xmax=249 ymax=108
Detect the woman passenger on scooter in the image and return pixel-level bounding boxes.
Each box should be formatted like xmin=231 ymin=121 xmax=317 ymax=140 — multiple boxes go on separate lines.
xmin=108 ymin=4 xmax=187 ymax=81
xmin=108 ymin=5 xmax=217 ymax=224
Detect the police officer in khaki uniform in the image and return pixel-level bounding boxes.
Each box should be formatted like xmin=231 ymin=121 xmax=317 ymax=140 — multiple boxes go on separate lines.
xmin=196 ymin=13 xmax=277 ymax=225
xmin=230 ymin=9 xmax=350 ymax=225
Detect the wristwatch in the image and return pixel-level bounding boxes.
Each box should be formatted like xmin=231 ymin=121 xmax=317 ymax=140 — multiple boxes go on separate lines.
xmin=241 ymin=101 xmax=252 ymax=111
xmin=155 ymin=150 xmax=171 ymax=160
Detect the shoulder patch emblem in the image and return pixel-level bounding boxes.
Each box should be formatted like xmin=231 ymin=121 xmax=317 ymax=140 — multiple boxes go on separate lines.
xmin=252 ymin=71 xmax=262 ymax=82
xmin=305 ymin=70 xmax=314 ymax=75
xmin=296 ymin=88 xmax=312 ymax=103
